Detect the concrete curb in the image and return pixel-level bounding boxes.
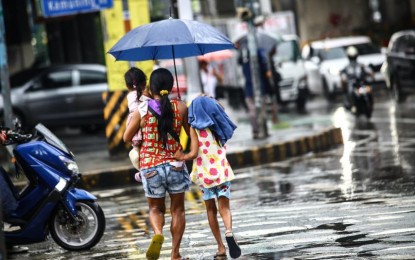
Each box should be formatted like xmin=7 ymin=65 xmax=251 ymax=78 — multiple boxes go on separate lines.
xmin=79 ymin=127 xmax=343 ymax=190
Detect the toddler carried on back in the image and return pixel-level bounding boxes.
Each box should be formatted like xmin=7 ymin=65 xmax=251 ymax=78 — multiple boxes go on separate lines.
xmin=124 ymin=67 xmax=151 ymax=181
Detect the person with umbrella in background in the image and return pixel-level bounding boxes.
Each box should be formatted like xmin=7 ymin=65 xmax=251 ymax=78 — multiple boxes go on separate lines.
xmin=124 ymin=68 xmax=190 ymax=260
xmin=235 ymin=16 xmax=279 ymax=139
xmin=199 ymin=59 xmax=223 ymax=98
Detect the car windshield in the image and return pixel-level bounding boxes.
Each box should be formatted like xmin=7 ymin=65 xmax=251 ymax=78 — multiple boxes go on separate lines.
xmin=317 ymin=47 xmax=345 ymax=60
xmin=9 ymin=67 xmax=47 ymax=87
xmin=274 ymin=40 xmax=300 ymax=63
xmin=354 ymin=43 xmax=381 ymax=55
xmin=316 ymin=43 xmax=381 ymax=61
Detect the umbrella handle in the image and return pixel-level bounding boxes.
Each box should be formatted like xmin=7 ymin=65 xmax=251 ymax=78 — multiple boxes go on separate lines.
xmin=171 ymin=45 xmax=181 ymax=100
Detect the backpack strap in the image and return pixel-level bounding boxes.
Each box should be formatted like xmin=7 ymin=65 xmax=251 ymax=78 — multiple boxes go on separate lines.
xmin=147 ymin=105 xmax=181 ymax=143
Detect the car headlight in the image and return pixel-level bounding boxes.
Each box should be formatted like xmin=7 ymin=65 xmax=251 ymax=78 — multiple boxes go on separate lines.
xmin=328 ymin=67 xmax=340 ymax=76
xmin=59 ymin=156 xmax=80 ymax=175
xmin=55 ymin=177 xmax=68 ymax=192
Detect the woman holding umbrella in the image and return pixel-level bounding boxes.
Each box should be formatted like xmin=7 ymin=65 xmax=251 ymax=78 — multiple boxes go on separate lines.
xmin=123 ymin=68 xmax=190 ymax=260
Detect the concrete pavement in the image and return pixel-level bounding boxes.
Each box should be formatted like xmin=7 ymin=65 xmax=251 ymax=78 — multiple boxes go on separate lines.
xmin=77 ymin=100 xmax=343 ymax=190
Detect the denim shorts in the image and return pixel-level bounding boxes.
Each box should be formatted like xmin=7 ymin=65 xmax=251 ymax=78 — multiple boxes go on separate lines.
xmin=200 ymin=181 xmax=231 ymax=201
xmin=141 ymin=163 xmax=190 ymax=198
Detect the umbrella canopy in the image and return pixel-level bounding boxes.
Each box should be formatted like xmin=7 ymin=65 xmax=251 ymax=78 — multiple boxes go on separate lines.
xmin=197 ymin=49 xmax=234 ymax=62
xmin=234 ymin=31 xmax=282 ymax=55
xmin=108 ymin=17 xmax=235 ymax=61
xmin=108 ymin=17 xmax=235 ymax=99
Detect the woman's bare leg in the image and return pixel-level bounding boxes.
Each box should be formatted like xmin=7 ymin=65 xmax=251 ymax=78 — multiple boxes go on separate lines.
xmin=170 ymin=193 xmax=186 ymax=260
xmin=147 ymin=197 xmax=166 ymax=234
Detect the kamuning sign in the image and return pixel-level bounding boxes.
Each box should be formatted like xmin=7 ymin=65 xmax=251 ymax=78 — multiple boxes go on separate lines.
xmin=41 ymin=0 xmax=113 ymax=17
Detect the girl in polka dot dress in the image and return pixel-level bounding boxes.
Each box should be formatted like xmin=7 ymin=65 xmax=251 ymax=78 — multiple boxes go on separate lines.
xmin=175 ymin=96 xmax=241 ymax=259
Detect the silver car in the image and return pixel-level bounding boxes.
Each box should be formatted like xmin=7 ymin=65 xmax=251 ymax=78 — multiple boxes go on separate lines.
xmin=2 ymin=64 xmax=108 ymax=132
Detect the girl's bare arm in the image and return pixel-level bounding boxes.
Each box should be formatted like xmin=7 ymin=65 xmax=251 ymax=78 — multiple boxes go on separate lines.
xmin=177 ymin=100 xmax=190 ymax=136
xmin=174 ymin=127 xmax=199 ymax=161
xmin=123 ymin=111 xmax=141 ymax=142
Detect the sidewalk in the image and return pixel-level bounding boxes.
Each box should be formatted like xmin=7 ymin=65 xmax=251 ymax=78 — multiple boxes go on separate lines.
xmin=77 ymin=100 xmax=343 ymax=190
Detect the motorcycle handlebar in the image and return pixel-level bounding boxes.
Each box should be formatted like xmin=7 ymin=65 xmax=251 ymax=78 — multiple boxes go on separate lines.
xmin=0 ymin=128 xmax=33 ymax=145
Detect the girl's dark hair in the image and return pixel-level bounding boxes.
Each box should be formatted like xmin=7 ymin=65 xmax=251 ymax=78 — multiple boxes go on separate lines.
xmin=150 ymin=68 xmax=174 ymax=147
xmin=124 ymin=67 xmax=147 ymax=101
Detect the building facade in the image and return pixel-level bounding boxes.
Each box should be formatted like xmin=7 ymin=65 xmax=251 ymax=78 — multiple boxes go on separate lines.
xmin=2 ymin=0 xmax=415 ymax=75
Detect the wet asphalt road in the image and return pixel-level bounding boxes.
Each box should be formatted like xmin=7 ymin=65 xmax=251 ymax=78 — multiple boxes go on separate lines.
xmin=8 ymin=89 xmax=415 ymax=259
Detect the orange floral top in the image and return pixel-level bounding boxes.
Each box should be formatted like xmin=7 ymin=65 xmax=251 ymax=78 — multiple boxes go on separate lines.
xmin=139 ymin=100 xmax=183 ymax=169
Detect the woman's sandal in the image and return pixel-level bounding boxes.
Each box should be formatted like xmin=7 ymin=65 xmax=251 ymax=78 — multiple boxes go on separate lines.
xmin=225 ymin=231 xmax=241 ymax=259
xmin=214 ymin=252 xmax=227 ymax=259
xmin=146 ymin=234 xmax=164 ymax=259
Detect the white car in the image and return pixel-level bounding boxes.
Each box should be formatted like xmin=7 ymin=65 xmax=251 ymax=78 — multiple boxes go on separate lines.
xmin=302 ymin=36 xmax=385 ymax=100
xmin=272 ymin=34 xmax=308 ymax=112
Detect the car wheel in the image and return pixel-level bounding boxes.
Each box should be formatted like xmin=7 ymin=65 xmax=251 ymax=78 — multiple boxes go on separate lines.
xmin=392 ymin=76 xmax=404 ymax=103
xmin=296 ymin=88 xmax=308 ymax=114
xmin=322 ymin=78 xmax=335 ymax=102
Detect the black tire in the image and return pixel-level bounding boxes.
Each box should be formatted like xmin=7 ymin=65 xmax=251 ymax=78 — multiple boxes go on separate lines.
xmin=363 ymin=94 xmax=374 ymax=119
xmin=296 ymin=88 xmax=308 ymax=113
xmin=49 ymin=201 xmax=106 ymax=251
xmin=322 ymin=78 xmax=335 ymax=101
xmin=392 ymin=76 xmax=404 ymax=103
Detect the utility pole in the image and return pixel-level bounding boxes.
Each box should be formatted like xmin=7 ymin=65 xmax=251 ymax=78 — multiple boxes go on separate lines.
xmin=1 ymin=1 xmax=11 ymax=257
xmin=0 ymin=1 xmax=12 ymax=129
xmin=177 ymin=0 xmax=203 ymax=102
xmin=0 ymin=1 xmax=11 ymax=259
xmin=240 ymin=0 xmax=268 ymax=138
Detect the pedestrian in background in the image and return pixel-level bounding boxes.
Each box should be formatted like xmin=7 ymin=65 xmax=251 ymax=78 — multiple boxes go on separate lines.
xmin=174 ymin=96 xmax=241 ymax=259
xmin=199 ymin=60 xmax=222 ymax=98
xmin=123 ymin=68 xmax=190 ymax=260
xmin=124 ymin=67 xmax=152 ymax=182
xmin=238 ymin=44 xmax=278 ymax=138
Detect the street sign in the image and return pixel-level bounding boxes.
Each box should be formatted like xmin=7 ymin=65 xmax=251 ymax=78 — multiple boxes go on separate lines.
xmin=227 ymin=11 xmax=297 ymax=42
xmin=41 ymin=0 xmax=113 ymax=17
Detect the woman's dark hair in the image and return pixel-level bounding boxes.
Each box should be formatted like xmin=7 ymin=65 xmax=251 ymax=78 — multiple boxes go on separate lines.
xmin=150 ymin=68 xmax=174 ymax=147
xmin=124 ymin=67 xmax=147 ymax=101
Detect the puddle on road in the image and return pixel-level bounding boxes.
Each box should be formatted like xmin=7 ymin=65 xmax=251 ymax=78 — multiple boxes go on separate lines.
xmin=335 ymin=233 xmax=381 ymax=248
xmin=315 ymin=222 xmax=353 ymax=231
xmin=239 ymin=144 xmax=415 ymax=207
xmin=311 ymin=222 xmax=382 ymax=250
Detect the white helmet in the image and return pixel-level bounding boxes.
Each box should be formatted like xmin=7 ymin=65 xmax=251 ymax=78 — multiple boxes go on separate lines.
xmin=346 ymin=46 xmax=358 ymax=60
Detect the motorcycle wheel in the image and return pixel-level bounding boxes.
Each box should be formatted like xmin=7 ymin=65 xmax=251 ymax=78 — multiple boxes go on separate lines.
xmin=364 ymin=94 xmax=374 ymax=119
xmin=49 ymin=201 xmax=106 ymax=251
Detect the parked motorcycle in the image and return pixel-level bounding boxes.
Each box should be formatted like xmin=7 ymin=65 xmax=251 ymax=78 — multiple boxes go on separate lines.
xmin=1 ymin=123 xmax=105 ymax=250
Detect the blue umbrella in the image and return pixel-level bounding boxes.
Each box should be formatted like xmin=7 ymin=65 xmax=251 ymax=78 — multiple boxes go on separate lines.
xmin=108 ymin=17 xmax=235 ymax=98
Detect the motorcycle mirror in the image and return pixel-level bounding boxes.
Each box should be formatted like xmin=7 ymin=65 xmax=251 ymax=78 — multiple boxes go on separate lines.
xmin=14 ymin=118 xmax=22 ymax=131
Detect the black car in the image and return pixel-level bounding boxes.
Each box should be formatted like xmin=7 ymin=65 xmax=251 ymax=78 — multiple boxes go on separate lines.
xmin=1 ymin=64 xmax=108 ymax=132
xmin=383 ymin=30 xmax=415 ymax=102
